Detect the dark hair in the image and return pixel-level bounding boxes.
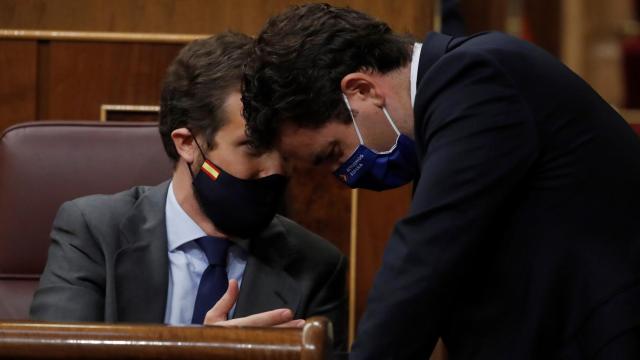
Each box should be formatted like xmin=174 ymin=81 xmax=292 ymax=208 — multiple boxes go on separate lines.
xmin=242 ymin=3 xmax=413 ymax=150
xmin=159 ymin=31 xmax=253 ymax=161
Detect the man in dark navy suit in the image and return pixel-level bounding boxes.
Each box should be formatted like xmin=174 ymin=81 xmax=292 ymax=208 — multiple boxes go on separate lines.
xmin=241 ymin=3 xmax=640 ymax=359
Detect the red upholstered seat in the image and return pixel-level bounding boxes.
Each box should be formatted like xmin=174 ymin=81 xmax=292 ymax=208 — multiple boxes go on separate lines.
xmin=0 ymin=121 xmax=173 ymax=319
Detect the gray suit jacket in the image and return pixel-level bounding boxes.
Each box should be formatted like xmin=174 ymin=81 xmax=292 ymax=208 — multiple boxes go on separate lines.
xmin=30 ymin=181 xmax=347 ymax=350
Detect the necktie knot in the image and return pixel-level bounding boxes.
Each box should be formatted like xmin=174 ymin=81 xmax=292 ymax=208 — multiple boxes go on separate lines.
xmin=195 ymin=236 xmax=230 ymax=266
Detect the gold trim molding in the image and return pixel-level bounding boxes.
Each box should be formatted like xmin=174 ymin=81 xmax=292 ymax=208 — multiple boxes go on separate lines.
xmin=348 ymin=189 xmax=359 ymax=348
xmin=432 ymin=0 xmax=441 ymax=32
xmin=0 ymin=29 xmax=207 ymax=44
xmin=100 ymin=104 xmax=160 ymax=122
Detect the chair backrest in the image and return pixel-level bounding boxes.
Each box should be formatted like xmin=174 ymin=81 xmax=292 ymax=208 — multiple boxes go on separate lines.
xmin=0 ymin=121 xmax=173 ymax=320
xmin=0 ymin=317 xmax=332 ymax=360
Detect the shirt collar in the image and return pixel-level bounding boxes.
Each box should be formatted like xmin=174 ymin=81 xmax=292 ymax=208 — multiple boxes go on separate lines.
xmin=410 ymin=42 xmax=423 ymax=109
xmin=165 ymin=181 xmax=207 ymax=252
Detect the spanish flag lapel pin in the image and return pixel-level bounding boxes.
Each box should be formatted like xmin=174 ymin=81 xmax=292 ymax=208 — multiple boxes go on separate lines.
xmin=201 ymin=160 xmax=220 ymax=181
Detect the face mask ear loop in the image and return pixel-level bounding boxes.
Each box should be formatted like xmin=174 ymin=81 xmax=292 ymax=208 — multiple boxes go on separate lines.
xmin=342 ymin=94 xmax=365 ymax=145
xmin=191 ymin=135 xmax=208 ymax=159
xmin=187 ymin=133 xmax=208 ymax=178
xmin=382 ymin=106 xmax=401 ymax=136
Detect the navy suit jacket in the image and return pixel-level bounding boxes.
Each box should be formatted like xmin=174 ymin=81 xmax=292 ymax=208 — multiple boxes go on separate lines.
xmin=351 ymin=32 xmax=640 ymax=359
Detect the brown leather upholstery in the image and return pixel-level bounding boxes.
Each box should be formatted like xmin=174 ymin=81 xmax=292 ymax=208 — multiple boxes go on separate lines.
xmin=0 ymin=121 xmax=173 ymax=320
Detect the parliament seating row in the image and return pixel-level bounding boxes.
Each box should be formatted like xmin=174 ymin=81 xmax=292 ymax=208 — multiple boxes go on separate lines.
xmin=0 ymin=121 xmax=173 ymax=320
xmin=0 ymin=121 xmax=332 ymax=358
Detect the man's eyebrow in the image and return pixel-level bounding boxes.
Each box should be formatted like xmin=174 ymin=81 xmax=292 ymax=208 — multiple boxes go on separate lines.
xmin=237 ymin=137 xmax=261 ymax=150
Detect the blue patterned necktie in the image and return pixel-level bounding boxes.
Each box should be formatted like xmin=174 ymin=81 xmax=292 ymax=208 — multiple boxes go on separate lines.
xmin=191 ymin=236 xmax=230 ymax=324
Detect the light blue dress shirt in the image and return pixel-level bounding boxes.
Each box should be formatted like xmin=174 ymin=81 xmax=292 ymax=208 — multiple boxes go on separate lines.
xmin=163 ymin=181 xmax=248 ymax=324
xmin=410 ymin=42 xmax=422 ymax=108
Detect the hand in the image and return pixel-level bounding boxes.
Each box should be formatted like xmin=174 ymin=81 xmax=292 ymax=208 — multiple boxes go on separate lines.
xmin=203 ymin=279 xmax=306 ymax=328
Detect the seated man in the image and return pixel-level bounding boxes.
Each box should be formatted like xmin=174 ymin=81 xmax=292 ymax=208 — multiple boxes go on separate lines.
xmin=30 ymin=32 xmax=347 ymax=350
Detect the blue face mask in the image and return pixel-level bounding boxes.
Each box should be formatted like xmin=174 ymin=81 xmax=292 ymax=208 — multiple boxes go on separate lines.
xmin=333 ymin=94 xmax=419 ymax=191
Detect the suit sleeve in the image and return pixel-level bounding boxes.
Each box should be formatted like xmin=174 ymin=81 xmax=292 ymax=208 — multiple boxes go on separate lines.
xmin=30 ymin=201 xmax=106 ymax=321
xmin=350 ymin=51 xmax=539 ymax=358
xmin=305 ymin=253 xmax=349 ymax=353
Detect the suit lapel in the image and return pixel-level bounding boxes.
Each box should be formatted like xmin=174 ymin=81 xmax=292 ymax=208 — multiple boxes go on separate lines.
xmin=233 ymin=218 xmax=302 ymax=319
xmin=414 ymin=32 xmax=454 ymax=166
xmin=111 ymin=187 xmax=302 ymax=322
xmin=233 ymin=254 xmax=301 ymax=318
xmin=114 ymin=182 xmax=170 ymax=323
xmin=417 ymin=32 xmax=453 ymax=85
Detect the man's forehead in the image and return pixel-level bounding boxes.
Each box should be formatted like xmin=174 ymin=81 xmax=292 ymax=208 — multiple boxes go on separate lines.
xmin=279 ymin=123 xmax=320 ymax=142
xmin=277 ymin=124 xmax=329 ymax=159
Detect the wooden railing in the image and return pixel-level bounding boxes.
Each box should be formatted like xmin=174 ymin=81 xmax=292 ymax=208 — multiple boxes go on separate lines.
xmin=0 ymin=317 xmax=331 ymax=360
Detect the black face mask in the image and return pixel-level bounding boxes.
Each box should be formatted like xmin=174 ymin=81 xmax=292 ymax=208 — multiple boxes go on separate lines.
xmin=189 ymin=138 xmax=287 ymax=239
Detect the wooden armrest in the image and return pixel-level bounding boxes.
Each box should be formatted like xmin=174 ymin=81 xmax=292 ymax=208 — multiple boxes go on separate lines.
xmin=0 ymin=316 xmax=331 ymax=360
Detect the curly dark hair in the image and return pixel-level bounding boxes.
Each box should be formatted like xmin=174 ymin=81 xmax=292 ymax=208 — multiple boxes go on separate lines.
xmin=159 ymin=31 xmax=253 ymax=161
xmin=241 ymin=3 xmax=414 ymax=150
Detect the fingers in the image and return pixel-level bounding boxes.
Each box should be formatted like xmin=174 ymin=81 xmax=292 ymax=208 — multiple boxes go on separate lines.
xmin=201 ymin=281 xmax=303 ymax=328
xmin=203 ymin=279 xmax=239 ymax=325
xmin=215 ymin=308 xmax=295 ymax=327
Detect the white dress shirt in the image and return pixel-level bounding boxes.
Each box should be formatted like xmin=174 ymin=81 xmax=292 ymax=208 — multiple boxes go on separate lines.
xmin=410 ymin=42 xmax=423 ymax=108
xmin=163 ymin=181 xmax=247 ymax=324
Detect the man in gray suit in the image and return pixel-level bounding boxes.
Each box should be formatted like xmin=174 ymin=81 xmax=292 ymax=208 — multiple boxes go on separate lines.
xmin=30 ymin=32 xmax=347 ymax=349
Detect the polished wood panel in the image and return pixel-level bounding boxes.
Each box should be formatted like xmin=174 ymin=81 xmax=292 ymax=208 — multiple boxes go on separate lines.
xmin=285 ymin=166 xmax=351 ymax=257
xmin=41 ymin=42 xmax=182 ymax=120
xmin=0 ymin=40 xmax=37 ymax=131
xmin=353 ymin=186 xmax=413 ymax=322
xmin=0 ymin=0 xmax=432 ymax=38
xmin=459 ymin=0 xmax=508 ymax=33
xmin=0 ymin=317 xmax=331 ymax=360
xmin=103 ymin=112 xmax=159 ymax=123
xmin=561 ymin=0 xmax=635 ymax=107
xmin=619 ymin=108 xmax=640 ymax=135
xmin=523 ymin=0 xmax=561 ymax=56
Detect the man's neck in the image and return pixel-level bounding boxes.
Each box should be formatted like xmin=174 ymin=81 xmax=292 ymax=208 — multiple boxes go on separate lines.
xmin=384 ymin=63 xmax=415 ymax=139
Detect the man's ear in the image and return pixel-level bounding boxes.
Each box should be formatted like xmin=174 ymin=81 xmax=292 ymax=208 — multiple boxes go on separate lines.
xmin=340 ymin=72 xmax=384 ymax=107
xmin=171 ymin=127 xmax=197 ymax=164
